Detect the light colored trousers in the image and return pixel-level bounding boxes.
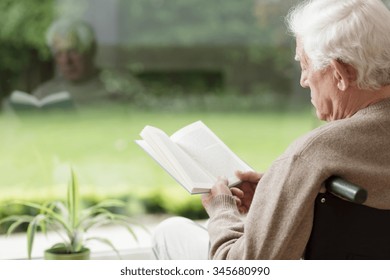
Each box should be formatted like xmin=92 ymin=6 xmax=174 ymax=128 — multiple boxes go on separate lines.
xmin=152 ymin=217 xmax=210 ymax=260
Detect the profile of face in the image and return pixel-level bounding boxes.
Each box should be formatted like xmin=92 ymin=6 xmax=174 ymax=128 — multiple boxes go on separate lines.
xmin=52 ymin=36 xmax=95 ymax=83
xmin=295 ymin=38 xmax=351 ymax=121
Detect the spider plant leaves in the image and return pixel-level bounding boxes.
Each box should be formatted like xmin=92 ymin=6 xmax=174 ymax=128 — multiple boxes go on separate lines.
xmin=86 ymin=237 xmax=121 ymax=259
xmin=1 ymin=168 xmax=142 ymax=259
xmin=67 ymin=168 xmax=80 ymax=230
xmin=27 ymin=214 xmax=46 ymax=259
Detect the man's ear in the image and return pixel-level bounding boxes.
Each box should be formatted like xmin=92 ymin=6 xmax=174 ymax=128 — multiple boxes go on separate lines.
xmin=330 ymin=59 xmax=357 ymax=91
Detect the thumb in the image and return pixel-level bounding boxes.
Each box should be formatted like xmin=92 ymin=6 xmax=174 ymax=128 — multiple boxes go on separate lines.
xmin=235 ymin=170 xmax=261 ymax=182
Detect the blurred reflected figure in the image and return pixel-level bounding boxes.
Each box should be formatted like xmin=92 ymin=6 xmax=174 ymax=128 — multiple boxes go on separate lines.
xmin=50 ymin=20 xmax=97 ymax=83
xmin=32 ymin=18 xmax=134 ymax=107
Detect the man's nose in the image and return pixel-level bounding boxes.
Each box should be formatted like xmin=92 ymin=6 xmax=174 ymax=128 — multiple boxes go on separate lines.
xmin=56 ymin=51 xmax=72 ymax=64
xmin=300 ymin=74 xmax=309 ymax=88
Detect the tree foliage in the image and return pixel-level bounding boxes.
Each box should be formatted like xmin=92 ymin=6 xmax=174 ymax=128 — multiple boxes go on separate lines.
xmin=0 ymin=0 xmax=54 ymax=97
xmin=0 ymin=0 xmax=53 ymax=57
xmin=121 ymin=0 xmax=276 ymax=46
xmin=119 ymin=0 xmax=296 ymax=96
xmin=0 ymin=0 xmax=299 ymax=99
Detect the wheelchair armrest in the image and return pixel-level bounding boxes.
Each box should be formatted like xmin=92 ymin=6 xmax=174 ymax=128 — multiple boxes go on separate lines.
xmin=325 ymin=176 xmax=367 ymax=204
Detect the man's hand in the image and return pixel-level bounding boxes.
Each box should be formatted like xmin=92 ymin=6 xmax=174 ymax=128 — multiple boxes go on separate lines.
xmin=201 ymin=177 xmax=232 ymax=211
xmin=201 ymin=171 xmax=263 ymax=215
xmin=230 ymin=170 xmax=262 ymax=214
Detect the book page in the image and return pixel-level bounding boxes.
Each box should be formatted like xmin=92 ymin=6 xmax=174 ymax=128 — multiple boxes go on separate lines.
xmin=9 ymin=91 xmax=39 ymax=106
xmin=40 ymin=91 xmax=71 ymax=106
xmin=171 ymin=121 xmax=253 ymax=185
xmin=136 ymin=139 xmax=181 ymax=184
xmin=140 ymin=126 xmax=215 ymax=191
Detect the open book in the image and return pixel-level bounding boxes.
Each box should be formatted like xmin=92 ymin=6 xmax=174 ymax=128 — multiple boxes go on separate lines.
xmin=136 ymin=121 xmax=253 ymax=194
xmin=9 ymin=90 xmax=74 ymax=111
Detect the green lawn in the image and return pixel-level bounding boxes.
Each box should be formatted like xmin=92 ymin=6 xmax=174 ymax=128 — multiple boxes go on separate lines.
xmin=0 ymin=105 xmax=319 ymax=214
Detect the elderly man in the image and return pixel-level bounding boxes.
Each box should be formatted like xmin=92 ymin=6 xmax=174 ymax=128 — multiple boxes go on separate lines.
xmin=152 ymin=0 xmax=390 ymax=260
xmin=32 ymin=18 xmax=131 ymax=107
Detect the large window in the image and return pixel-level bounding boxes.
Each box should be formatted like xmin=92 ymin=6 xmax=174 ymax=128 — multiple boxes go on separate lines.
xmin=0 ymin=0 xmax=314 ymax=227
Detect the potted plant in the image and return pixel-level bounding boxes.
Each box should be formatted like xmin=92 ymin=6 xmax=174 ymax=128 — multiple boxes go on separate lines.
xmin=0 ymin=168 xmax=143 ymax=260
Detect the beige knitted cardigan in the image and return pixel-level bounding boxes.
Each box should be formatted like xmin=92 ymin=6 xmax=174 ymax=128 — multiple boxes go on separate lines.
xmin=206 ymin=99 xmax=390 ymax=259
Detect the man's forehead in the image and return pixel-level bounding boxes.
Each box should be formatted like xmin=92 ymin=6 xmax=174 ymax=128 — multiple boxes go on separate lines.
xmin=295 ymin=38 xmax=303 ymax=59
xmin=52 ymin=34 xmax=80 ymax=52
xmin=295 ymin=38 xmax=308 ymax=63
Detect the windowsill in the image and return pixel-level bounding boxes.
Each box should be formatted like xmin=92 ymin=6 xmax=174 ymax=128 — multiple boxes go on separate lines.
xmin=0 ymin=215 xmax=166 ymax=260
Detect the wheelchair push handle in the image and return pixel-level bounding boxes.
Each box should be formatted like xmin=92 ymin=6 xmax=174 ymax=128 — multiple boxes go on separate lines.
xmin=325 ymin=176 xmax=367 ymax=204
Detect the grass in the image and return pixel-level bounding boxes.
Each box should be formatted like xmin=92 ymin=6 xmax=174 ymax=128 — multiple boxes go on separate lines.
xmin=0 ymin=104 xmax=320 ymax=217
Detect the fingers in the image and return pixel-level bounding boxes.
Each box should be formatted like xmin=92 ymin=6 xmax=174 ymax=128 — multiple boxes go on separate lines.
xmin=230 ymin=187 xmax=244 ymax=198
xmin=203 ymin=176 xmax=251 ymax=215
xmin=232 ymin=188 xmax=249 ymax=214
xmin=215 ymin=176 xmax=229 ymax=187
xmin=238 ymin=205 xmax=249 ymax=214
xmin=211 ymin=176 xmax=231 ymax=196
xmin=234 ymin=196 xmax=242 ymax=207
xmin=202 ymin=177 xmax=231 ymax=211
xmin=235 ymin=170 xmax=262 ymax=183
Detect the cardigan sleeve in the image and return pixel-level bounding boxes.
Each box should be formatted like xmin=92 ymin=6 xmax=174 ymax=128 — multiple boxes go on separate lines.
xmin=206 ymin=154 xmax=328 ymax=259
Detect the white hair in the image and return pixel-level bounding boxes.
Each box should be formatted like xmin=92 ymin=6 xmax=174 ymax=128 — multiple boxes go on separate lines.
xmin=286 ymin=0 xmax=390 ymax=89
xmin=46 ymin=18 xmax=96 ymax=55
